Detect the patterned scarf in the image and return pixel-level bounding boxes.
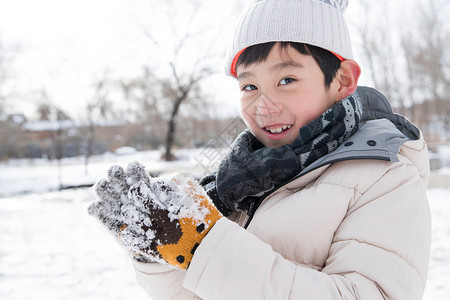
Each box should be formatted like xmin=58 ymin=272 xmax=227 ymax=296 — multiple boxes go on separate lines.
xmin=201 ymin=92 xmax=362 ymax=216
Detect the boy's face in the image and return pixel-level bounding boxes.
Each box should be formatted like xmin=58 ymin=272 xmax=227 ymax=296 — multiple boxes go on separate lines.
xmin=236 ymin=43 xmax=340 ymax=148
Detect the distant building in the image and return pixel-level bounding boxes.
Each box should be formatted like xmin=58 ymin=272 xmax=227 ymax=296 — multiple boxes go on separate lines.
xmin=1 ymin=115 xmax=129 ymax=160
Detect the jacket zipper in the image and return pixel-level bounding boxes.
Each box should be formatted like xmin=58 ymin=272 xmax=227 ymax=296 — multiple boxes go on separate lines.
xmin=244 ymin=202 xmax=257 ymax=229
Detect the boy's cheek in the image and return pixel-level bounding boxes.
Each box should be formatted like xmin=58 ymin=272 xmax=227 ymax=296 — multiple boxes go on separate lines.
xmin=239 ymin=104 xmax=256 ymax=126
xmin=240 ymin=115 xmax=256 ymax=134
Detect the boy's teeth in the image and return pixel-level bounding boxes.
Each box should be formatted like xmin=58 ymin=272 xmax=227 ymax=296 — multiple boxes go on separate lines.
xmin=266 ymin=125 xmax=292 ymax=133
xmin=272 ymin=128 xmax=282 ymax=133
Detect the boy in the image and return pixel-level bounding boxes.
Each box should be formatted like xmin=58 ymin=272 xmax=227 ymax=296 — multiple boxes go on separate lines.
xmin=89 ymin=0 xmax=431 ymax=299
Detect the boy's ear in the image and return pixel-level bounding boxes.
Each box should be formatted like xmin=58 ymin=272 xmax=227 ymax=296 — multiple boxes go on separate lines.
xmin=335 ymin=59 xmax=361 ymax=100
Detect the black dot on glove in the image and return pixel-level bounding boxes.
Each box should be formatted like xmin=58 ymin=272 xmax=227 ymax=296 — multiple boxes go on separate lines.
xmin=196 ymin=223 xmax=205 ymax=233
xmin=176 ymin=255 xmax=185 ymax=264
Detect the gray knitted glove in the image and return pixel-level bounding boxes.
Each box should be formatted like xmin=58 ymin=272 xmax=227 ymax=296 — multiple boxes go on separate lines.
xmin=88 ymin=161 xmax=153 ymax=262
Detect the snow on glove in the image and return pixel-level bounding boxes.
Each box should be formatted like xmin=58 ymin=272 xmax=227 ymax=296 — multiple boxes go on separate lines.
xmin=88 ymin=161 xmax=155 ymax=262
xmin=88 ymin=161 xmax=151 ymax=234
xmin=120 ymin=175 xmax=223 ymax=270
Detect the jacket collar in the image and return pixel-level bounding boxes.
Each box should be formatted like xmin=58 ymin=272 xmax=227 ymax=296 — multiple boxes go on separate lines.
xmin=296 ymin=86 xmax=420 ymax=178
xmin=358 ymin=86 xmax=420 ymax=140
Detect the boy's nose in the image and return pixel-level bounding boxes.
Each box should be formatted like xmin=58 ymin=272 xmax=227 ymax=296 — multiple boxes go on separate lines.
xmin=255 ymin=93 xmax=282 ymax=117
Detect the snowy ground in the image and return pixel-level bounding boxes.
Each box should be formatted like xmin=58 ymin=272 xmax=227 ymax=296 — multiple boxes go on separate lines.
xmin=0 ymin=149 xmax=449 ymax=299
xmin=0 ymin=188 xmax=149 ymax=300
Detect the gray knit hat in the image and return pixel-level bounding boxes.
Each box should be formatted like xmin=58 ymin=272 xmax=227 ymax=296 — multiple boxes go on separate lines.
xmin=225 ymin=0 xmax=353 ymax=77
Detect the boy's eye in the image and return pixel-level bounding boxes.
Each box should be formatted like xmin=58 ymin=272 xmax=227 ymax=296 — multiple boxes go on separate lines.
xmin=279 ymin=77 xmax=295 ymax=85
xmin=242 ymin=84 xmax=257 ymax=91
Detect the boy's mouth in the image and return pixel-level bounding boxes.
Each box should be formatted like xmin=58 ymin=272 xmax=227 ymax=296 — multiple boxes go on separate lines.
xmin=264 ymin=125 xmax=292 ymax=134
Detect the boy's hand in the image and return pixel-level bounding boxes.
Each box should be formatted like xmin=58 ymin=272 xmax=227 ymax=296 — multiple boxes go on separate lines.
xmin=88 ymin=161 xmax=151 ymax=234
xmin=119 ymin=175 xmax=222 ymax=270
xmin=88 ymin=161 xmax=154 ymax=262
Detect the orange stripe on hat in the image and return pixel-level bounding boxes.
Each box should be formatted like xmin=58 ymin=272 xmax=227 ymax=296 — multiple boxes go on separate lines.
xmin=331 ymin=51 xmax=345 ymax=62
xmin=230 ymin=48 xmax=247 ymax=77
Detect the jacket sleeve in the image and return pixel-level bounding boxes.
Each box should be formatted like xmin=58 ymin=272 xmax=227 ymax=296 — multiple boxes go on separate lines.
xmin=183 ymin=159 xmax=431 ymax=299
xmin=131 ymin=260 xmax=201 ymax=300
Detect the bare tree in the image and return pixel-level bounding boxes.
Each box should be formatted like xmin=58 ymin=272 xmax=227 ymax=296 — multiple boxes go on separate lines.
xmin=120 ymin=67 xmax=162 ymax=123
xmin=0 ymin=114 xmax=25 ymax=160
xmin=397 ymin=0 xmax=450 ymax=138
xmin=83 ymin=79 xmax=113 ymax=173
xmin=352 ymin=0 xmax=404 ymax=111
xmin=35 ymin=91 xmax=73 ymax=188
xmin=37 ymin=103 xmax=52 ymax=121
xmin=0 ymin=39 xmax=10 ymax=115
xmin=0 ymin=38 xmax=21 ymax=114
xmin=353 ymin=0 xmax=450 ymax=140
xmin=0 ymin=38 xmax=19 ymax=160
xmin=135 ymin=0 xmax=230 ymax=160
xmin=414 ymin=0 xmax=449 ymax=133
xmin=118 ymin=67 xmax=168 ymax=150
xmin=160 ymin=65 xmax=211 ymax=160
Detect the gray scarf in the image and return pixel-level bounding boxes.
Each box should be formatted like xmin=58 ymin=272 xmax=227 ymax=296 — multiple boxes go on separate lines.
xmin=201 ymin=91 xmax=363 ymax=216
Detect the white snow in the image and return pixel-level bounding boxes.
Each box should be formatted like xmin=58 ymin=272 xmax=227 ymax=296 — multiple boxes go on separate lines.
xmin=0 ymin=149 xmax=206 ymax=198
xmin=114 ymin=146 xmax=138 ymax=156
xmin=0 ymin=149 xmax=449 ymax=299
xmin=424 ymin=188 xmax=450 ymax=300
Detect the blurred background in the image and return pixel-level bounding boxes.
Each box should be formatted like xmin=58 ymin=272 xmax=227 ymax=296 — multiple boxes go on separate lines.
xmin=0 ymin=0 xmax=449 ymax=299
xmin=0 ymin=0 xmax=449 ymax=165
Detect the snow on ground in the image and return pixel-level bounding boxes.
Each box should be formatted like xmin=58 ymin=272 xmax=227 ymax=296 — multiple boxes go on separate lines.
xmin=0 ymin=188 xmax=148 ymax=300
xmin=425 ymin=188 xmax=450 ymax=300
xmin=0 ymin=149 xmax=208 ymax=198
xmin=0 ymin=149 xmax=449 ymax=299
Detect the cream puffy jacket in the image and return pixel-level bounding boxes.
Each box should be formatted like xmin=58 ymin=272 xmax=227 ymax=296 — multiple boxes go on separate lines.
xmin=131 ymin=87 xmax=431 ymax=300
